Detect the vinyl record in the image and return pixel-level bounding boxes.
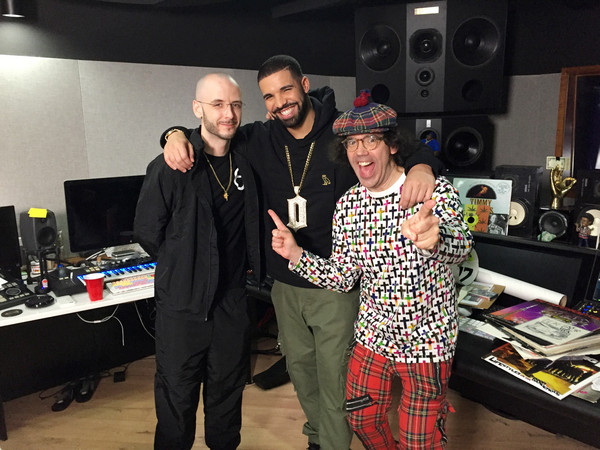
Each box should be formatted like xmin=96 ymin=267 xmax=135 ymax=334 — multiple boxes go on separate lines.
xmin=463 ymin=204 xmax=479 ymax=231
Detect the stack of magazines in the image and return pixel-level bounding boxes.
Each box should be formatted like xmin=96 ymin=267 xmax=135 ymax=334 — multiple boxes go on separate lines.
xmin=480 ymin=299 xmax=600 ymax=401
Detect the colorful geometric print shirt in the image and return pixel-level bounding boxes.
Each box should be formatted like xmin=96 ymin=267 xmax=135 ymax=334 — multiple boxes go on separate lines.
xmin=292 ymin=174 xmax=473 ymax=364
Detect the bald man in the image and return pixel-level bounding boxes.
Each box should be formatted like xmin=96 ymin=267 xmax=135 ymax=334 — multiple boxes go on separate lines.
xmin=134 ymin=73 xmax=262 ymax=450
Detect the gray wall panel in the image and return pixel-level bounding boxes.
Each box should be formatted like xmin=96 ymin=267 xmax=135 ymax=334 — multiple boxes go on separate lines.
xmin=0 ymin=55 xmax=356 ymax=256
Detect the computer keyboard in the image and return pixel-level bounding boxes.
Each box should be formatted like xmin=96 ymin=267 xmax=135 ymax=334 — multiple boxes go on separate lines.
xmin=106 ymin=273 xmax=155 ymax=295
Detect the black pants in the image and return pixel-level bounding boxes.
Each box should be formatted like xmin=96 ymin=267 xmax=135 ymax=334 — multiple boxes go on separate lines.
xmin=154 ymin=290 xmax=250 ymax=450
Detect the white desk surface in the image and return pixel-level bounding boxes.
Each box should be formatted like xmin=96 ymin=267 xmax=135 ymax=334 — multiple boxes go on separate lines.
xmin=0 ymin=287 xmax=154 ymax=328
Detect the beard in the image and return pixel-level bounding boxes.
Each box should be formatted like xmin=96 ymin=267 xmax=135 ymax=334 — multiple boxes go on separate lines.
xmin=275 ymin=92 xmax=310 ymax=129
xmin=202 ymin=116 xmax=238 ymax=141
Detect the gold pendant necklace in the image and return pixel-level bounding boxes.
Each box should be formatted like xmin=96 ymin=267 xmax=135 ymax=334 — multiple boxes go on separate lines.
xmin=203 ymin=151 xmax=233 ymax=201
xmin=285 ymin=142 xmax=315 ymax=231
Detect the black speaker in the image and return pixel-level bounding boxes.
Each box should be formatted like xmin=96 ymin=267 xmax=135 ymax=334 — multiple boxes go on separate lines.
xmin=538 ymin=209 xmax=570 ymax=240
xmin=355 ymin=0 xmax=508 ymax=115
xmin=494 ymin=165 xmax=543 ymax=238
xmin=399 ymin=115 xmax=494 ymax=173
xmin=577 ymin=169 xmax=600 ymax=205
xmin=0 ymin=206 xmax=22 ymax=280
xmin=19 ymin=210 xmax=58 ymax=254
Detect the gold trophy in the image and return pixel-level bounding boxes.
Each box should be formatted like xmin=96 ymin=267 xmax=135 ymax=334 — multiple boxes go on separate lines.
xmin=550 ymin=165 xmax=576 ymax=209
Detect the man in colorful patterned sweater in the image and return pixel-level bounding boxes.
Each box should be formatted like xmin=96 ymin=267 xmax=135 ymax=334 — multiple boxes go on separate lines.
xmin=268 ymin=91 xmax=473 ymax=449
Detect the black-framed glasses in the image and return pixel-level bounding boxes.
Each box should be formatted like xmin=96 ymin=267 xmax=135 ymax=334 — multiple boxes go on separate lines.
xmin=195 ymin=100 xmax=244 ymax=111
xmin=342 ymin=134 xmax=384 ymax=152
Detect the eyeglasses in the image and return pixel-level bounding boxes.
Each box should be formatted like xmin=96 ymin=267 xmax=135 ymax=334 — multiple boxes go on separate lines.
xmin=342 ymin=134 xmax=384 ymax=152
xmin=195 ymin=100 xmax=244 ymax=111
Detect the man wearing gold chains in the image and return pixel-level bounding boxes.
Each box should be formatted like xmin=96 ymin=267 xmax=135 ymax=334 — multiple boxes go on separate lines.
xmin=160 ymin=56 xmax=444 ymax=450
xmin=134 ymin=73 xmax=262 ymax=450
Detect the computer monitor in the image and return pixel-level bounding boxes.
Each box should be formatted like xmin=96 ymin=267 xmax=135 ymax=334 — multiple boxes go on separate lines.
xmin=64 ymin=175 xmax=145 ymax=254
xmin=0 ymin=205 xmax=22 ymax=280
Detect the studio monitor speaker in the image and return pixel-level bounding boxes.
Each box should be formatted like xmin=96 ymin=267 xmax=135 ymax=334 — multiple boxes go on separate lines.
xmin=398 ymin=115 xmax=494 ymax=173
xmin=355 ymin=0 xmax=508 ymax=115
xmin=19 ymin=210 xmax=57 ymax=254
xmin=538 ymin=209 xmax=570 ymax=241
xmin=494 ymin=165 xmax=543 ymax=238
xmin=577 ymin=169 xmax=600 ymax=206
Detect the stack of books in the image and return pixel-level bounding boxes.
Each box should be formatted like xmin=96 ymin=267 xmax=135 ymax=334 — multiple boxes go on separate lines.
xmin=479 ymin=299 xmax=600 ymax=400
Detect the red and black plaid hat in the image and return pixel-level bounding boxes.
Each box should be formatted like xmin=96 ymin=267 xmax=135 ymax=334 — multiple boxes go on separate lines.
xmin=332 ymin=89 xmax=397 ymax=136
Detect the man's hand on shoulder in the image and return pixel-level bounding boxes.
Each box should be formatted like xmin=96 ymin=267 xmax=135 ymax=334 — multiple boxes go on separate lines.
xmin=164 ymin=130 xmax=194 ymax=172
xmin=401 ymin=164 xmax=435 ymax=209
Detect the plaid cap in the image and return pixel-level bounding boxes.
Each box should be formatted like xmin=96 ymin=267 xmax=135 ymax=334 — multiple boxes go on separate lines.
xmin=332 ymin=89 xmax=397 ymax=136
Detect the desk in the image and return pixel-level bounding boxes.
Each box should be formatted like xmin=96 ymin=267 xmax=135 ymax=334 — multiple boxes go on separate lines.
xmin=0 ymin=286 xmax=155 ymax=328
xmin=451 ymin=331 xmax=600 ymax=447
xmin=0 ymin=286 xmax=156 ymax=440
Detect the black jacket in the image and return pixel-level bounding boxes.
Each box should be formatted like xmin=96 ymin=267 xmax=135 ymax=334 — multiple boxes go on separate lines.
xmin=135 ymin=128 xmax=261 ymax=317
xmin=160 ymin=87 xmax=444 ymax=288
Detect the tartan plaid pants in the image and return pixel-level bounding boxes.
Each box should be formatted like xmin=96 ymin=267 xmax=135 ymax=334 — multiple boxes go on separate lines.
xmin=346 ymin=343 xmax=453 ymax=449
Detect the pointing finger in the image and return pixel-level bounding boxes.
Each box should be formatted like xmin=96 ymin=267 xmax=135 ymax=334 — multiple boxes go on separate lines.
xmin=416 ymin=199 xmax=436 ymax=218
xmin=268 ymin=209 xmax=288 ymax=231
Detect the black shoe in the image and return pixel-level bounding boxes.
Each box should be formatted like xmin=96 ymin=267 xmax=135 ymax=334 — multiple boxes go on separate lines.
xmin=76 ymin=374 xmax=99 ymax=403
xmin=307 ymin=443 xmax=320 ymax=450
xmin=51 ymin=381 xmax=78 ymax=412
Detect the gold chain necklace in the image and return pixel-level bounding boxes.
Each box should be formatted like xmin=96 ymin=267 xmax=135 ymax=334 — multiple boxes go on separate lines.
xmin=203 ymin=151 xmax=233 ymax=201
xmin=284 ymin=142 xmax=315 ymax=231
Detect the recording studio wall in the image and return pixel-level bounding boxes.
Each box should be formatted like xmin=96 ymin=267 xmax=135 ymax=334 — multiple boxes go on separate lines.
xmin=355 ymin=0 xmax=508 ymax=116
xmin=398 ymin=115 xmax=494 ymax=174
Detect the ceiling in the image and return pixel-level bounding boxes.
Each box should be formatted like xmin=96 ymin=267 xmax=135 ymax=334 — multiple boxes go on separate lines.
xmin=89 ymin=0 xmax=377 ymax=18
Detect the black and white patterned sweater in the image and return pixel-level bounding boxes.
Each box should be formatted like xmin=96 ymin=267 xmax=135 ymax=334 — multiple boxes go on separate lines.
xmin=291 ymin=174 xmax=473 ymax=363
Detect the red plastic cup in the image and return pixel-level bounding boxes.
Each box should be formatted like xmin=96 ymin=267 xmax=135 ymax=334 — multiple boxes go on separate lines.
xmin=83 ymin=273 xmax=105 ymax=301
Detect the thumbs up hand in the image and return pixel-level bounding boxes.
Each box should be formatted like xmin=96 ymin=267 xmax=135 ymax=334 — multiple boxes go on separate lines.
xmin=268 ymin=209 xmax=303 ymax=264
xmin=401 ymin=199 xmax=440 ymax=250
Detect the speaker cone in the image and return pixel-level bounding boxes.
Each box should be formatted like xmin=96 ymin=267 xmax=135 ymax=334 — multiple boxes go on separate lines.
xmin=370 ymin=84 xmax=391 ymax=105
xmin=37 ymin=225 xmax=57 ymax=247
xmin=452 ymin=18 xmax=500 ymax=67
xmin=359 ymin=24 xmax=401 ymax=71
xmin=409 ymin=28 xmax=443 ymax=63
xmin=508 ymin=200 xmax=528 ymax=227
xmin=539 ymin=211 xmax=568 ymax=237
xmin=415 ymin=67 xmax=435 ymax=86
xmin=444 ymin=127 xmax=483 ymax=167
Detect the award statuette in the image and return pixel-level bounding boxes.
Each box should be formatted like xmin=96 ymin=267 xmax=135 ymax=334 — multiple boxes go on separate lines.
xmin=550 ymin=165 xmax=576 ymax=210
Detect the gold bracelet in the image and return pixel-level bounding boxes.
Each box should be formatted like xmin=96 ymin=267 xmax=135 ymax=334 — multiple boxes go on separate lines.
xmin=164 ymin=128 xmax=183 ymax=142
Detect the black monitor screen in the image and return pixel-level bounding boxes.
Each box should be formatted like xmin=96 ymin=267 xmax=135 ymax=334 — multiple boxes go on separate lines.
xmin=64 ymin=175 xmax=145 ymax=254
xmin=0 ymin=205 xmax=22 ymax=280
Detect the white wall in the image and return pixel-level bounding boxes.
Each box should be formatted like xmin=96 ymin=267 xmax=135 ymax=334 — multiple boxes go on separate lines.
xmin=0 ymin=54 xmax=561 ymax=255
xmin=0 ymin=54 xmax=355 ymax=255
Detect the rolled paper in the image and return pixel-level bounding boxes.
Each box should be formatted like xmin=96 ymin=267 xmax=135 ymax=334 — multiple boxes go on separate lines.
xmin=476 ymin=267 xmax=567 ymax=306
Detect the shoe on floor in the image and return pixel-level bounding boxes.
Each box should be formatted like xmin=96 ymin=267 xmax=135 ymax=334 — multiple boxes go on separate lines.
xmin=51 ymin=381 xmax=78 ymax=412
xmin=76 ymin=374 xmax=100 ymax=403
xmin=307 ymin=443 xmax=320 ymax=450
